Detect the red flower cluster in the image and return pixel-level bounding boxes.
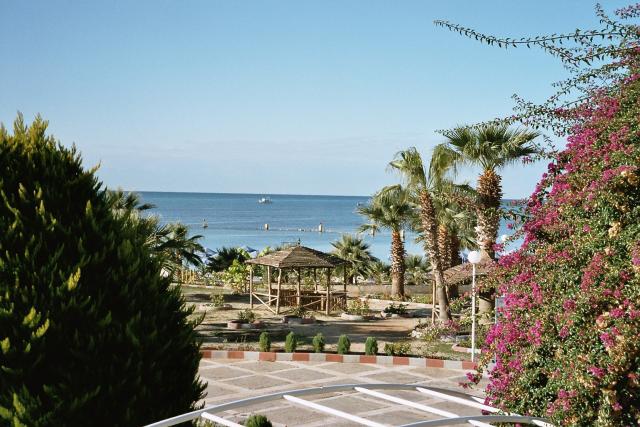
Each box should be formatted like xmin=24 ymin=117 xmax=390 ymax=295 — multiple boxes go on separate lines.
xmin=469 ymin=69 xmax=640 ymax=425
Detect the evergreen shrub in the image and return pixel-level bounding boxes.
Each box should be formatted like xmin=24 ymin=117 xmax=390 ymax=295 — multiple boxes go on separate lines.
xmin=0 ymin=116 xmax=204 ymax=426
xmin=245 ymin=414 xmax=273 ymax=427
xmin=364 ymin=337 xmax=378 ymax=355
xmin=284 ymin=332 xmax=297 ymax=353
xmin=337 ymin=335 xmax=351 ymax=354
xmin=312 ymin=333 xmax=325 ymax=353
xmin=259 ymin=332 xmax=271 ymax=352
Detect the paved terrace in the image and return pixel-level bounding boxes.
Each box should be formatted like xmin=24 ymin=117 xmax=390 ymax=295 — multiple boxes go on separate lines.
xmin=198 ymin=359 xmax=489 ymax=426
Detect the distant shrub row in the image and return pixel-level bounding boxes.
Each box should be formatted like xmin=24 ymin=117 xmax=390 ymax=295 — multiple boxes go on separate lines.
xmin=258 ymin=332 xmax=409 ymax=356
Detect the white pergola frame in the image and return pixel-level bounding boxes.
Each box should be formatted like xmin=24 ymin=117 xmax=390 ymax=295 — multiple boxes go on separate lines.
xmin=145 ymin=383 xmax=553 ymax=427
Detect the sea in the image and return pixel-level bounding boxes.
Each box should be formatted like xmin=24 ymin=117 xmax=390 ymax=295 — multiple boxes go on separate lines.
xmin=138 ymin=191 xmax=520 ymax=262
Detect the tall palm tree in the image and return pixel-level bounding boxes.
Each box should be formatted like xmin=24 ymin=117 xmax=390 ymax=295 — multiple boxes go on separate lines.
xmin=331 ymin=234 xmax=378 ymax=285
xmin=358 ymin=186 xmax=413 ymax=298
xmin=435 ymin=124 xmax=539 ymax=318
xmin=435 ymin=204 xmax=477 ymax=299
xmin=434 ymin=124 xmax=539 ymax=259
xmin=388 ymin=148 xmax=452 ymax=321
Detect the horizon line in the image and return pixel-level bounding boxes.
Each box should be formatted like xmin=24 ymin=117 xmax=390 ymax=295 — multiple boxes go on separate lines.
xmin=127 ymin=189 xmax=525 ymax=201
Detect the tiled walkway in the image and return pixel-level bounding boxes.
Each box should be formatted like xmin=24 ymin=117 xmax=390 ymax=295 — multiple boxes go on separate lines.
xmin=199 ymin=359 xmax=488 ymax=426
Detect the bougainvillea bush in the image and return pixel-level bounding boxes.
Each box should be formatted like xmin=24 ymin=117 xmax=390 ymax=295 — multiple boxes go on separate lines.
xmin=467 ymin=72 xmax=640 ymax=425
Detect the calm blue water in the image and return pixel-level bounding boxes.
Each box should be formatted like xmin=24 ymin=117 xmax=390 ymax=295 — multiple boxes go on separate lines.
xmin=138 ymin=191 xmax=517 ymax=261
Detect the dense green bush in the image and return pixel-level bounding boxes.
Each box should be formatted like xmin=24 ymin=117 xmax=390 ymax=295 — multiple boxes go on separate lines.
xmin=245 ymin=414 xmax=273 ymax=427
xmin=259 ymin=332 xmax=271 ymax=352
xmin=364 ymin=337 xmax=378 ymax=355
xmin=0 ymin=115 xmax=204 ymax=426
xmin=284 ymin=332 xmax=298 ymax=353
xmin=337 ymin=335 xmax=351 ymax=354
xmin=312 ymin=333 xmax=325 ymax=353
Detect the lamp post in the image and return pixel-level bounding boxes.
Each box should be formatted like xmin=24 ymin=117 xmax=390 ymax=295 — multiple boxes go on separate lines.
xmin=467 ymin=250 xmax=482 ymax=362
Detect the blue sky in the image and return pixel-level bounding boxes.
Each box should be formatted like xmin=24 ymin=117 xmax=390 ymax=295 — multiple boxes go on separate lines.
xmin=1 ymin=1 xmax=630 ymax=197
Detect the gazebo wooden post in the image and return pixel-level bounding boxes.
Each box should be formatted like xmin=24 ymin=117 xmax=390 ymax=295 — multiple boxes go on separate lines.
xmin=276 ymin=268 xmax=282 ymax=315
xmin=325 ymin=268 xmax=331 ymax=315
xmin=296 ymin=268 xmax=302 ymax=306
xmin=267 ymin=266 xmax=272 ymax=303
xmin=313 ymin=268 xmax=318 ymax=293
xmin=249 ymin=266 xmax=254 ymax=309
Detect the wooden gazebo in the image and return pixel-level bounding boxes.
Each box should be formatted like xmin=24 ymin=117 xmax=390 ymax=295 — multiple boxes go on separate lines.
xmin=245 ymin=246 xmax=347 ymax=315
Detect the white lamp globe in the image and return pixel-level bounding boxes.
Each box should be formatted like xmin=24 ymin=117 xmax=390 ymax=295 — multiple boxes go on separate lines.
xmin=468 ymin=250 xmax=482 ymax=264
xmin=500 ymin=234 xmax=509 ymax=243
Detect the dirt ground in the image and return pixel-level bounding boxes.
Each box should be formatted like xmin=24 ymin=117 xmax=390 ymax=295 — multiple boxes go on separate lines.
xmin=181 ymin=284 xmax=471 ymax=360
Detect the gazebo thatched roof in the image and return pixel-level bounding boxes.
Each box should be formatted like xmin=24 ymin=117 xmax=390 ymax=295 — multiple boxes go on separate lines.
xmin=245 ymin=245 xmax=345 ymax=269
xmin=429 ymin=259 xmax=495 ymax=285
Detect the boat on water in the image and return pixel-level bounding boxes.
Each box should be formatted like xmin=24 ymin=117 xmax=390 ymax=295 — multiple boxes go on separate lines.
xmin=258 ymin=197 xmax=272 ymax=204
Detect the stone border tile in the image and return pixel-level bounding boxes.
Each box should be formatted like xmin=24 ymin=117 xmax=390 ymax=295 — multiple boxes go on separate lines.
xmin=244 ymin=351 xmax=260 ymax=361
xmin=199 ymin=349 xmax=479 ymax=372
xmin=342 ymin=354 xmax=360 ymax=363
xmin=275 ymin=352 xmax=293 ymax=361
xmin=376 ymin=356 xmax=393 ymax=365
xmin=308 ymin=353 xmax=327 ymax=363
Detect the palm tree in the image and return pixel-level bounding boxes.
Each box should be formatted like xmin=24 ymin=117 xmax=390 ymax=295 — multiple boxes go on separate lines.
xmin=405 ymin=254 xmax=430 ymax=286
xmin=366 ymin=261 xmax=390 ymax=285
xmin=207 ymin=247 xmax=250 ymax=272
xmin=388 ymin=148 xmax=452 ymax=321
xmin=153 ymin=222 xmax=204 ymax=275
xmin=331 ymin=234 xmax=378 ymax=285
xmin=358 ymin=186 xmax=413 ymax=298
xmin=434 ymin=124 xmax=539 ymax=259
xmin=434 ymin=124 xmax=539 ymax=318
xmin=108 ymin=190 xmax=204 ymax=277
xmin=435 ymin=204 xmax=477 ymax=299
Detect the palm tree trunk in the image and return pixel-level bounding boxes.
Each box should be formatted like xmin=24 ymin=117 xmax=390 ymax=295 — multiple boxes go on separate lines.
xmin=437 ymin=225 xmax=457 ymax=301
xmin=419 ymin=191 xmax=451 ymax=321
xmin=476 ymin=169 xmax=502 ymax=259
xmin=437 ymin=225 xmax=452 ymax=269
xmin=390 ymin=230 xmax=405 ymax=298
xmin=477 ymin=168 xmax=502 ymax=320
xmin=447 ymin=234 xmax=461 ymax=299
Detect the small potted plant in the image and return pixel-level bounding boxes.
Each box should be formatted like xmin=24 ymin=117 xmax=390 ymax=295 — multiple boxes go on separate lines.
xmin=210 ymin=293 xmax=232 ymax=310
xmin=228 ymin=309 xmax=260 ymax=329
xmin=381 ymin=302 xmax=411 ymax=318
xmin=283 ymin=306 xmax=315 ymax=324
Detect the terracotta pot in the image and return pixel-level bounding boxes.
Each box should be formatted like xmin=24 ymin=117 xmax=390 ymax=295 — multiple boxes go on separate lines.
xmin=227 ymin=320 xmax=245 ymax=330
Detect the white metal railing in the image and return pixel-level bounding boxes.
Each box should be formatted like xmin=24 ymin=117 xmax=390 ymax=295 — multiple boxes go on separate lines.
xmin=144 ymin=383 xmax=553 ymax=427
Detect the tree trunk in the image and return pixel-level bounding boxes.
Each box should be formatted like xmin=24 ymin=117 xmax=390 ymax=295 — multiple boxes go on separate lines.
xmin=419 ymin=191 xmax=451 ymax=321
xmin=476 ymin=168 xmax=502 ymax=318
xmin=448 ymin=234 xmax=461 ymax=299
xmin=390 ymin=230 xmax=405 ymax=298
xmin=477 ymin=169 xmax=502 ymax=259
xmin=437 ymin=224 xmax=458 ymax=301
